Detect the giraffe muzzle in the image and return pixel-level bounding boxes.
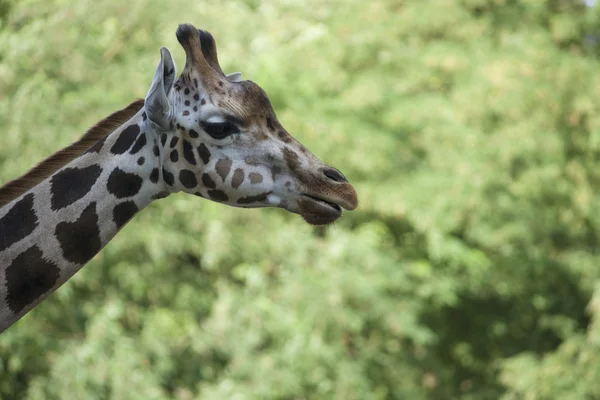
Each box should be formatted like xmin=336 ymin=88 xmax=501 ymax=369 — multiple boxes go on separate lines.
xmin=296 ymin=181 xmax=358 ymax=225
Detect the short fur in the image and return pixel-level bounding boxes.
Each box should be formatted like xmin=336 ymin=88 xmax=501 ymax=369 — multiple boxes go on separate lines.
xmin=0 ymin=99 xmax=145 ymax=207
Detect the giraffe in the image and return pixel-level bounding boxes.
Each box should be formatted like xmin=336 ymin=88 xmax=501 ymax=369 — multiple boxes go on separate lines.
xmin=0 ymin=24 xmax=358 ymax=333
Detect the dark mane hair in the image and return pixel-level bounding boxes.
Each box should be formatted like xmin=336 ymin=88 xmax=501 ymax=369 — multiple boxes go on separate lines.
xmin=0 ymin=99 xmax=145 ymax=207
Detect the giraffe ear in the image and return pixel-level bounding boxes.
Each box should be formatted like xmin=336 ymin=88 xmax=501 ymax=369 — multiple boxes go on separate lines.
xmin=226 ymin=72 xmax=242 ymax=82
xmin=145 ymin=47 xmax=177 ymax=129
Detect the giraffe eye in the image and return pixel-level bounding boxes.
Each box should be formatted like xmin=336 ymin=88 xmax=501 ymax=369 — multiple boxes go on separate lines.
xmin=200 ymin=121 xmax=240 ymax=139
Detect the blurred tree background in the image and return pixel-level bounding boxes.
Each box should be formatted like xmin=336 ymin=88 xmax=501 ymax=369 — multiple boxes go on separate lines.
xmin=1 ymin=0 xmax=600 ymax=398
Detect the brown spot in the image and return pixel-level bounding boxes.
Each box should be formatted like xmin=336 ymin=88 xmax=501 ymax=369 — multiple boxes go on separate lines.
xmin=266 ymin=116 xmax=275 ymax=131
xmin=237 ymin=192 xmax=270 ymax=204
xmin=5 ymin=246 xmax=60 ymax=314
xmin=0 ymin=193 xmax=38 ymax=252
xmin=55 ymin=202 xmax=101 ymax=264
xmin=51 ymin=165 xmax=102 ymax=211
xmin=283 ymin=147 xmax=301 ymax=172
xmin=112 ymin=201 xmax=138 ymax=229
xmin=110 ymin=124 xmax=140 ymax=154
xmin=201 ymin=98 xmax=206 ymax=105
xmin=152 ymin=191 xmax=170 ymax=200
xmin=202 ymin=173 xmax=216 ymax=189
xmin=248 ymin=172 xmax=263 ymax=184
xmin=231 ymin=168 xmax=245 ymax=189
xmin=179 ymin=169 xmax=198 ymax=189
xmin=183 ymin=110 xmax=190 ymax=116
xmin=271 ymin=165 xmax=282 ymax=181
xmin=207 ymin=189 xmax=228 ymax=202
xmin=215 ymin=158 xmax=232 ymax=182
xmin=278 ymin=130 xmax=291 ymax=143
xmin=198 ymin=143 xmax=211 ymax=164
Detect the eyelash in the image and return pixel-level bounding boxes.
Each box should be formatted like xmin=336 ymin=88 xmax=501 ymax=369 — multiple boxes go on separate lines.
xmin=200 ymin=121 xmax=240 ymax=139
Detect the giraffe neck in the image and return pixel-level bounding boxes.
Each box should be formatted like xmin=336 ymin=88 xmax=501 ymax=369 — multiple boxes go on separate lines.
xmin=0 ymin=109 xmax=166 ymax=332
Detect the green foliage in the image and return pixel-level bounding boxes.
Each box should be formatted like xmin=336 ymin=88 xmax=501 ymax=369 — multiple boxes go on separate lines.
xmin=1 ymin=0 xmax=600 ymax=398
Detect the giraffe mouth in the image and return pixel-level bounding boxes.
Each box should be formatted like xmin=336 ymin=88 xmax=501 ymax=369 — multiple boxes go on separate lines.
xmin=297 ymin=194 xmax=343 ymax=225
xmin=302 ymin=194 xmax=342 ymax=213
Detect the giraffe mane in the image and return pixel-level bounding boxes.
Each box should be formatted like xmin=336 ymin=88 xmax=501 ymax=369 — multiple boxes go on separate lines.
xmin=0 ymin=99 xmax=145 ymax=208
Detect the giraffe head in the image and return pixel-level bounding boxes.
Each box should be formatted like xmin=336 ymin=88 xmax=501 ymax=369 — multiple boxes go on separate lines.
xmin=144 ymin=24 xmax=357 ymax=225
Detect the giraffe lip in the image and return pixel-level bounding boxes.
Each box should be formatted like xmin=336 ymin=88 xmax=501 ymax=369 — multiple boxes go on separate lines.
xmin=297 ymin=194 xmax=343 ymax=225
xmin=301 ymin=194 xmax=342 ymax=213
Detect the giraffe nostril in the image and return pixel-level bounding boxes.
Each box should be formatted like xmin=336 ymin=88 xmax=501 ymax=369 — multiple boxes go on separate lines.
xmin=323 ymin=168 xmax=348 ymax=183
